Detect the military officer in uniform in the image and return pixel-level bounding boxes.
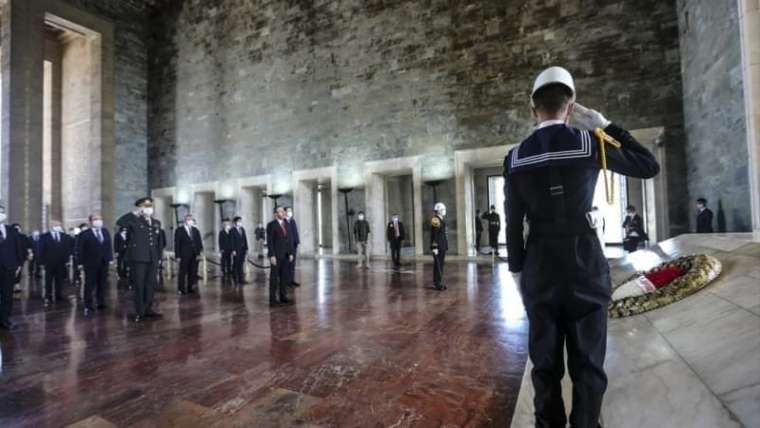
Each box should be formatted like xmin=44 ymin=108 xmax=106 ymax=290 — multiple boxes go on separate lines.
xmin=505 ymin=66 xmax=659 ymax=428
xmin=116 ymin=198 xmax=164 ymax=322
xmin=482 ymin=205 xmax=501 ymax=255
xmin=430 ymin=202 xmax=448 ymax=290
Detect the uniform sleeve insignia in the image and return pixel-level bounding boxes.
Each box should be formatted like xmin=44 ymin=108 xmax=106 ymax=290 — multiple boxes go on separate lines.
xmin=431 ymin=217 xmax=441 ymax=228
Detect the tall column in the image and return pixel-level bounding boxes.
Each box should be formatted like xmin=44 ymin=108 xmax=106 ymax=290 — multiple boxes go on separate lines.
xmin=738 ymin=0 xmax=760 ymax=234
xmin=1 ymin=0 xmax=44 ymax=229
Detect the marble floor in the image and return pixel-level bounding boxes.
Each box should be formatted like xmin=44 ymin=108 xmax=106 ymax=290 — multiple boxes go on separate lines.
xmin=0 ymin=259 xmax=529 ymax=427
xmin=511 ymin=233 xmax=760 ymax=428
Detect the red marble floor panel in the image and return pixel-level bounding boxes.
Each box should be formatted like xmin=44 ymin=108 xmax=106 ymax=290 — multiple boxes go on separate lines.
xmin=0 ymin=259 xmax=528 ymax=427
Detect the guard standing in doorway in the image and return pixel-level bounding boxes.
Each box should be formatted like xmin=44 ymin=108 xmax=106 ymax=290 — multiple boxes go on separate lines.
xmin=386 ymin=213 xmax=405 ymax=268
xmin=505 ymin=66 xmax=659 ymax=428
xmin=483 ymin=205 xmax=501 ymax=254
xmin=430 ymin=202 xmax=448 ymax=290
xmin=117 ymin=198 xmax=164 ymax=322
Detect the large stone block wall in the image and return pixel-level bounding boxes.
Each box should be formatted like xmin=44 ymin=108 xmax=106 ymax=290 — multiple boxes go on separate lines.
xmin=147 ymin=0 xmax=688 ymax=235
xmin=677 ymin=0 xmax=751 ymax=232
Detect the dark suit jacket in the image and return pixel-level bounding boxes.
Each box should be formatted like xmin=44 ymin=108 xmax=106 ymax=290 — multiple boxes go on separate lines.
xmin=697 ymin=208 xmax=714 ymax=233
xmin=267 ymin=220 xmax=294 ymax=259
xmin=116 ymin=213 xmax=163 ymax=263
xmin=175 ymin=226 xmax=203 ymax=259
xmin=386 ymin=221 xmax=406 ymax=243
xmin=40 ymin=232 xmax=74 ymax=266
xmin=231 ymin=227 xmax=248 ymax=253
xmin=0 ymin=226 xmax=25 ymax=271
xmin=218 ymin=229 xmax=234 ymax=252
xmin=78 ymin=228 xmax=113 ymax=268
xmin=286 ymin=219 xmax=300 ymax=248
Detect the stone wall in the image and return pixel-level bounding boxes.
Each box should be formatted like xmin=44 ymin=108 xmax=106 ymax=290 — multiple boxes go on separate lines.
xmin=147 ymin=0 xmax=687 ymax=236
xmin=677 ymin=0 xmax=751 ymax=232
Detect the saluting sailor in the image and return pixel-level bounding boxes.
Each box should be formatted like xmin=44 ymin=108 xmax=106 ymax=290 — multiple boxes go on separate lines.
xmin=429 ymin=202 xmax=448 ymax=291
xmin=504 ymin=66 xmax=659 ymax=427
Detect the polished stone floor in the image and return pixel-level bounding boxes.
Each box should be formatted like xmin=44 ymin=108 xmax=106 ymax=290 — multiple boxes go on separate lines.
xmin=0 ymin=259 xmax=528 ymax=427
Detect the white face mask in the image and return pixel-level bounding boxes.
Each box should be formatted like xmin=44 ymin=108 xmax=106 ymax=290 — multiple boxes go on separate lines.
xmin=286 ymin=211 xmax=293 ymax=219
xmin=186 ymin=220 xmax=194 ymax=226
xmin=0 ymin=213 xmax=6 ymax=223
xmin=52 ymin=226 xmax=63 ymax=233
xmin=439 ymin=209 xmax=447 ymax=217
xmin=142 ymin=207 xmax=154 ymax=216
xmin=92 ymin=220 xmax=103 ymax=228
xmin=358 ymin=215 xmax=365 ymax=221
xmin=392 ymin=217 xmax=399 ymax=222
xmin=236 ymin=222 xmax=243 ymax=227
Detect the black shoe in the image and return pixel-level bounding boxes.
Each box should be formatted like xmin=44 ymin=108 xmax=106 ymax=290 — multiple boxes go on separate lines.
xmin=441 ymin=284 xmax=448 ymax=290
xmin=144 ymin=311 xmax=163 ymax=319
xmin=0 ymin=321 xmax=17 ymax=330
xmin=188 ymin=287 xmax=197 ymax=294
xmin=55 ymin=296 xmax=66 ymax=302
xmin=280 ymin=298 xmax=292 ymax=305
xmin=291 ymin=281 xmax=300 ymax=287
xmin=432 ymin=285 xmax=444 ymax=291
xmin=96 ymin=304 xmax=107 ymax=310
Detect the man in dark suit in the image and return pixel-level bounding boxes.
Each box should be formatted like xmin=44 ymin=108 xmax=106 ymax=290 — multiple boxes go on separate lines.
xmin=218 ymin=218 xmax=234 ymax=279
xmin=430 ymin=203 xmax=449 ymax=291
xmin=285 ymin=207 xmax=300 ymax=287
xmin=386 ymin=214 xmax=406 ymax=268
xmin=40 ymin=220 xmax=74 ymax=305
xmin=116 ymin=197 xmax=163 ymax=322
xmin=114 ymin=227 xmax=128 ymax=279
xmin=175 ymin=214 xmax=203 ymax=295
xmin=0 ymin=203 xmax=26 ymax=330
xmin=77 ymin=213 xmax=113 ymax=315
xmin=622 ymin=205 xmax=646 ymax=253
xmin=231 ymin=216 xmax=249 ymax=284
xmin=696 ymin=197 xmax=714 ymax=233
xmin=267 ymin=207 xmax=294 ymax=306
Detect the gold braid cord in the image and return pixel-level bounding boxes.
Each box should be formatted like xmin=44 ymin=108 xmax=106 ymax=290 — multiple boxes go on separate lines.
xmin=594 ymin=128 xmax=621 ymax=205
xmin=608 ymin=255 xmax=722 ymax=318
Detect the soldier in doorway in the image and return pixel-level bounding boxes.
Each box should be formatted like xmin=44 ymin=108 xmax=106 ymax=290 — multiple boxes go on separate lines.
xmin=505 ymin=66 xmax=659 ymax=427
xmin=386 ymin=213 xmax=406 ymax=268
xmin=430 ymin=202 xmax=448 ymax=290
xmin=482 ymin=205 xmax=501 ymax=255
xmin=116 ymin=197 xmax=164 ymax=322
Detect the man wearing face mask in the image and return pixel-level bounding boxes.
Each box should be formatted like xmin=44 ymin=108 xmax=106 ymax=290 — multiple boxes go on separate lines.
xmin=175 ymin=214 xmax=203 ymax=295
xmin=482 ymin=205 xmax=501 ymax=255
xmin=430 ymin=203 xmax=448 ymax=290
xmin=40 ymin=220 xmax=74 ymax=305
xmin=116 ymin=198 xmax=163 ymax=322
xmin=77 ymin=213 xmax=113 ymax=315
xmin=505 ymin=66 xmax=659 ymax=428
xmin=218 ymin=218 xmax=234 ymax=279
xmin=695 ymin=197 xmax=714 ymax=233
xmin=386 ymin=214 xmax=406 ymax=268
xmin=0 ymin=203 xmax=26 ymax=330
xmin=266 ymin=206 xmax=295 ymax=306
xmin=284 ymin=207 xmax=300 ymax=287
xmin=353 ymin=211 xmax=371 ymax=268
xmin=231 ymin=216 xmax=249 ymax=284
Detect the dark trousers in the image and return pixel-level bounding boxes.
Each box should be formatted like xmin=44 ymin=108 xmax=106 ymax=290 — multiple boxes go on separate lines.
xmin=84 ymin=263 xmax=108 ymax=308
xmin=390 ymin=241 xmax=401 ymax=265
xmin=0 ymin=267 xmax=15 ymax=324
xmin=521 ymin=241 xmax=610 ymax=428
xmin=288 ymin=249 xmax=297 ymax=283
xmin=475 ymin=230 xmax=482 ymax=250
xmin=433 ymin=251 xmax=446 ymax=286
xmin=233 ymin=251 xmax=246 ymax=282
xmin=623 ymin=237 xmax=640 ymax=253
xmin=132 ymin=261 xmax=157 ymax=317
xmin=45 ymin=262 xmax=67 ymax=299
xmin=221 ymin=251 xmax=233 ymax=275
xmin=269 ymin=256 xmax=290 ymax=303
xmin=488 ymin=228 xmax=499 ymax=251
xmin=117 ymin=253 xmax=128 ymax=278
xmin=177 ymin=256 xmax=197 ymax=292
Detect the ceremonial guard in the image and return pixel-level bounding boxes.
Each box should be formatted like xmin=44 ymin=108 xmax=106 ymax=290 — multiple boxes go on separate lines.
xmin=0 ymin=203 xmax=25 ymax=330
xmin=482 ymin=205 xmax=501 ymax=254
xmin=174 ymin=214 xmax=203 ymax=295
xmin=386 ymin=214 xmax=405 ymax=268
xmin=430 ymin=203 xmax=448 ymax=290
xmin=116 ymin=198 xmax=163 ymax=322
xmin=504 ymin=66 xmax=659 ymax=427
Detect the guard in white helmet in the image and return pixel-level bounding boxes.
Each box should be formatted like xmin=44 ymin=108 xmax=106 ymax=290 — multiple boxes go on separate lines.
xmin=429 ymin=202 xmax=448 ymax=290
xmin=505 ymin=66 xmax=660 ymax=427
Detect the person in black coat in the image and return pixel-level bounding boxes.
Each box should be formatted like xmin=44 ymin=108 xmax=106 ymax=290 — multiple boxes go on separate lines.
xmin=218 ymin=218 xmax=234 ymax=279
xmin=622 ymin=205 xmax=646 ymax=253
xmin=114 ymin=227 xmax=129 ymax=279
xmin=40 ymin=220 xmax=74 ymax=305
xmin=0 ymin=203 xmax=26 ymax=330
xmin=696 ymin=197 xmax=714 ymax=233
xmin=430 ymin=203 xmax=449 ymax=290
xmin=231 ymin=216 xmax=249 ymax=284
xmin=285 ymin=208 xmax=300 ymax=287
xmin=474 ymin=209 xmax=483 ymax=251
xmin=77 ymin=213 xmax=113 ymax=314
xmin=505 ymin=67 xmax=659 ymax=428
xmin=174 ymin=214 xmax=203 ymax=295
xmin=266 ymin=207 xmax=294 ymax=306
xmin=116 ymin=197 xmax=163 ymax=322
xmin=386 ymin=214 xmax=406 ymax=267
